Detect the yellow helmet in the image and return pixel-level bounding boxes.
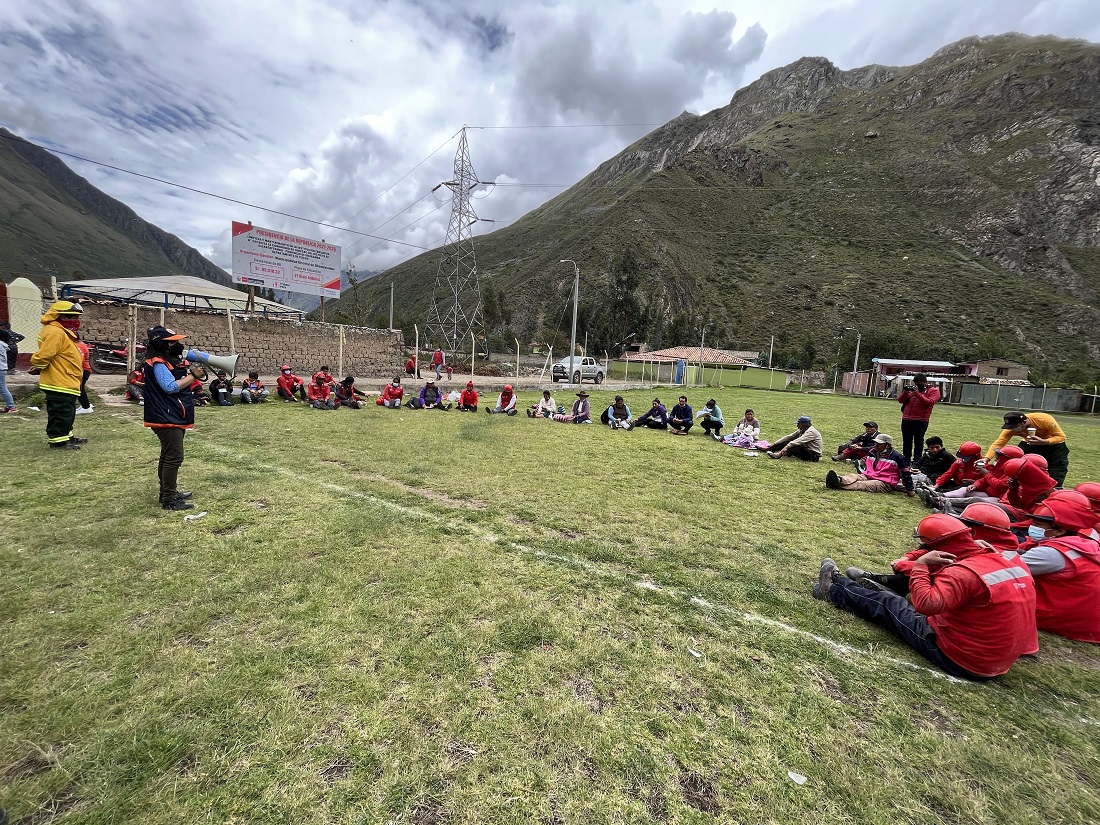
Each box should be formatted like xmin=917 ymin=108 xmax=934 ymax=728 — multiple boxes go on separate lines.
xmin=50 ymin=300 xmax=83 ymax=315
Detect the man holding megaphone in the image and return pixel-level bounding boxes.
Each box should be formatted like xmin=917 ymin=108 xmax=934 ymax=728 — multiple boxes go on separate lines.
xmin=142 ymin=325 xmax=228 ymax=511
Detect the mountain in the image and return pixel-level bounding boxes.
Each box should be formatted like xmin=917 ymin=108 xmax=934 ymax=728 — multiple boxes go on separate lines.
xmin=326 ymin=33 xmax=1100 ymax=380
xmin=0 ymin=127 xmax=230 ymax=287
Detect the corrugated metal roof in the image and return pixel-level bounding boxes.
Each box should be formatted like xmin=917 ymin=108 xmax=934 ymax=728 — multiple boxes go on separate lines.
xmin=60 ymin=276 xmax=302 ymax=316
xmin=871 ymin=358 xmax=956 ymax=368
xmin=623 ymin=346 xmax=757 ymax=366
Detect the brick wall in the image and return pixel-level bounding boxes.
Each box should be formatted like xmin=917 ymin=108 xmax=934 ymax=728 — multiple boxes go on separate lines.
xmin=80 ymin=303 xmax=405 ymax=379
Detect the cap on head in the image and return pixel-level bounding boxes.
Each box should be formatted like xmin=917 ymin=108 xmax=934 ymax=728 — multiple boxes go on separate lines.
xmin=504 ymin=384 xmax=513 ymax=392
xmin=863 ymin=421 xmax=878 ymax=429
xmin=467 ymin=381 xmax=474 ymax=388
xmin=146 ymin=325 xmax=186 ymax=345
xmin=958 ymin=502 xmax=1012 ymax=532
xmin=51 ymin=300 xmax=83 ymax=315
xmin=873 ymin=433 xmax=893 ymax=446
xmin=796 ymin=415 xmax=811 ymax=426
xmin=426 ymin=378 xmax=435 ymax=384
xmin=281 ymin=364 xmax=291 ymax=371
xmin=1003 ymin=412 xmax=1027 ymax=428
xmin=958 ymin=441 xmax=982 ymax=457
xmin=917 ymin=513 xmax=969 ymax=547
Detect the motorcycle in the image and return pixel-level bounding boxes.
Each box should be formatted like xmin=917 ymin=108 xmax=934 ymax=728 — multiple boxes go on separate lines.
xmin=87 ymin=340 xmax=146 ymax=374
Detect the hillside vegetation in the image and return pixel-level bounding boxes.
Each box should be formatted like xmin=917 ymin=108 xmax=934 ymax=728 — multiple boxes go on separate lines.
xmin=330 ymin=34 xmax=1100 ymax=382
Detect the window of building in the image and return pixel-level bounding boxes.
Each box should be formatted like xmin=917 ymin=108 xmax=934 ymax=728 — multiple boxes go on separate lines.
xmin=996 ymin=367 xmax=1008 ymax=376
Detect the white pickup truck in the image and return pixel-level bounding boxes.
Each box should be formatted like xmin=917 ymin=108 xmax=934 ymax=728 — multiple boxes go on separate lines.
xmin=551 ymin=356 xmax=605 ymax=384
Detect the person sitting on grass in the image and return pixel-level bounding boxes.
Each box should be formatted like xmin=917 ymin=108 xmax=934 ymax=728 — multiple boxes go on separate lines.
xmin=209 ymin=369 xmax=234 ymax=406
xmin=698 ymin=399 xmax=723 ymax=440
xmin=730 ymin=409 xmax=761 ymax=447
xmin=459 ymin=381 xmax=479 ymax=412
xmin=766 ymin=416 xmax=822 ymax=461
xmin=239 ymin=371 xmax=269 ymax=404
xmin=552 ymin=390 xmax=591 ymax=423
xmin=604 ymin=395 xmax=634 ymax=430
xmin=335 ymin=376 xmax=363 ymax=409
xmin=910 ymin=436 xmax=955 ymax=486
xmin=276 ymin=365 xmax=307 ymax=402
xmin=124 ymin=365 xmax=146 ymax=404
xmin=528 ymin=389 xmax=555 ymax=418
xmin=636 ymin=397 xmax=668 ymax=430
xmin=936 ymin=445 xmax=1025 ymax=515
xmin=825 ymin=433 xmax=915 ymax=496
xmin=1018 ymin=498 xmax=1100 ymax=644
xmin=992 ymin=457 xmax=1058 ymax=522
xmin=308 ymin=374 xmax=336 ymax=410
xmin=409 ymin=378 xmax=450 ymax=410
xmin=832 ymin=421 xmax=879 ymax=462
xmin=932 ymin=441 xmax=984 ymax=492
xmin=668 ymin=395 xmax=693 ymax=435
xmin=812 ymin=514 xmax=1038 ymax=680
xmin=190 ymin=380 xmax=210 ymax=407
xmin=486 ymin=384 xmax=518 ymax=415
xmin=313 ymin=365 xmax=338 ymax=393
xmin=378 ymin=377 xmax=404 ymax=408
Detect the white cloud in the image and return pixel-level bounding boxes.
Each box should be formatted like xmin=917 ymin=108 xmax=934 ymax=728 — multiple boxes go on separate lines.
xmin=1 ymin=0 xmax=1097 ymax=277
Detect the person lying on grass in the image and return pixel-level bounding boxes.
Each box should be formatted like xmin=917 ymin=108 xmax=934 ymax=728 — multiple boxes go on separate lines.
xmin=813 ymin=513 xmax=1037 ymax=680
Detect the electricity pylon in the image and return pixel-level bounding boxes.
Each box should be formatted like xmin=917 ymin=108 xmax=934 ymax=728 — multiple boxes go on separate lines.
xmin=426 ymin=127 xmax=485 ymax=356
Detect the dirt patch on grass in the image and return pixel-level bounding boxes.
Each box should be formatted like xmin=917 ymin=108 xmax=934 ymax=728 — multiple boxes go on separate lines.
xmin=319 ymin=755 xmax=354 ymax=783
xmin=444 ymin=740 xmax=478 ymax=764
xmin=811 ymin=669 xmax=848 ymax=702
xmin=5 ymin=748 xmax=57 ymax=779
xmin=18 ymin=784 xmax=83 ymax=824
xmin=678 ymin=769 xmax=719 ymax=815
xmin=571 ymin=677 xmax=614 ymax=713
xmin=410 ymin=798 xmax=451 ymax=825
xmin=213 ymin=524 xmax=246 ymax=537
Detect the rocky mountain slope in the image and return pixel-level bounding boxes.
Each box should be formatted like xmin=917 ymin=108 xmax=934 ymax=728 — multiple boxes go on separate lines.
xmin=329 ymin=33 xmax=1100 ymax=380
xmin=0 ymin=128 xmax=230 ymax=286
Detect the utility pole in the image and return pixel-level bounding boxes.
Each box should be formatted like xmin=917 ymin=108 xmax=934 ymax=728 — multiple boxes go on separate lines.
xmin=389 ymin=281 xmax=394 ymax=331
xmin=768 ymin=335 xmax=774 ymax=369
xmin=848 ymin=329 xmax=862 ymax=396
xmin=426 ymin=127 xmax=487 ymax=357
xmin=561 ymin=260 xmax=579 ymax=384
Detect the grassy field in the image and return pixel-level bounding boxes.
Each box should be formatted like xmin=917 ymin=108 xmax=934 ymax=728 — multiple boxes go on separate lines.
xmin=2 ymin=386 xmax=1099 ymax=824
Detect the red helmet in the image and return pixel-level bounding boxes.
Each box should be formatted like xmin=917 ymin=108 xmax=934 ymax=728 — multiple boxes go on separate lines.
xmin=957 ymin=441 xmax=982 ymax=457
xmin=994 ymin=444 xmax=1025 ymax=460
xmin=1033 ymin=499 xmax=1096 ymax=533
xmin=281 ymin=364 xmax=291 ymax=371
xmin=1000 ymin=458 xmax=1026 ymax=479
xmin=1073 ymin=482 xmax=1100 ymax=511
xmin=917 ymin=514 xmax=969 ymax=547
xmin=1022 ymin=453 xmax=1048 ymax=470
xmin=504 ymin=384 xmax=513 ymax=392
xmin=958 ymin=502 xmax=1012 ymax=533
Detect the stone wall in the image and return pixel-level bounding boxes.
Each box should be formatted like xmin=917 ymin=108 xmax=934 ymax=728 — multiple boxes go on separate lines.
xmin=80 ymin=303 xmax=405 ymax=379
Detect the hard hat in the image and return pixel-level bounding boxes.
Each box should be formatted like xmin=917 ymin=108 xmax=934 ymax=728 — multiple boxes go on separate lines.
xmin=917 ymin=514 xmax=969 ymax=547
xmin=1000 ymin=458 xmax=1026 ymax=479
xmin=51 ymin=300 xmax=83 ymax=315
xmin=1022 ymin=453 xmax=1048 ymax=470
xmin=957 ymin=441 xmax=982 ymax=457
xmin=1031 ymin=499 xmax=1096 ymax=533
xmin=958 ymin=502 xmax=1012 ymax=532
xmin=1073 ymin=482 xmax=1100 ymax=510
xmin=994 ymin=445 xmax=1025 ymax=460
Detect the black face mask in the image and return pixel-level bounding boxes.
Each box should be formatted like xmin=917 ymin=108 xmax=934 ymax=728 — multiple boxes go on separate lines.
xmin=168 ymin=342 xmax=185 ymax=358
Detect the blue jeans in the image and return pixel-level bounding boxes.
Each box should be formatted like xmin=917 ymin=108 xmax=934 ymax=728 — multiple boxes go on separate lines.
xmin=827 ymin=577 xmax=988 ymax=680
xmin=0 ymin=369 xmax=13 ymax=408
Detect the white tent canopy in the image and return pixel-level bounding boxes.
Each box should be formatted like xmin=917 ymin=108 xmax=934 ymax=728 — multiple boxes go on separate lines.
xmin=60 ymin=275 xmax=303 ymax=318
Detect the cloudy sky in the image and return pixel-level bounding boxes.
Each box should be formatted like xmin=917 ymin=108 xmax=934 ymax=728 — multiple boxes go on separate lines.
xmin=1 ymin=0 xmax=1098 ymax=278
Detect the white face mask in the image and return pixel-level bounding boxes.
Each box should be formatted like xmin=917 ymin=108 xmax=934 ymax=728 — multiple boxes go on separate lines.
xmin=1027 ymin=525 xmax=1049 ymax=542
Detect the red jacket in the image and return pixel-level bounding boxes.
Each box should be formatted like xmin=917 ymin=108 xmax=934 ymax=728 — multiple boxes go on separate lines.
xmin=935 ymin=458 xmax=983 ymax=489
xmin=380 ymin=383 xmax=404 ymax=402
xmin=308 ymin=382 xmax=331 ymax=402
xmin=910 ymin=539 xmax=1037 ymax=676
xmin=277 ymin=372 xmax=304 ymax=394
xmin=898 ymin=385 xmax=940 ymax=422
xmin=1028 ymin=535 xmax=1100 ymax=643
xmin=460 ymin=388 xmax=478 ymax=406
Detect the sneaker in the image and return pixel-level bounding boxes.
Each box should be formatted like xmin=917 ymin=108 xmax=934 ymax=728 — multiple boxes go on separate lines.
xmin=710 ymin=433 xmax=721 ymax=441
xmin=68 ymin=436 xmax=88 ymax=445
xmin=75 ymin=405 xmax=94 ymax=415
xmin=174 ymin=491 xmax=193 ymax=500
xmin=139 ymin=400 xmax=144 ymax=405
xmin=766 ymin=451 xmax=780 ymax=459
xmin=845 ymin=566 xmax=883 ymax=584
xmin=830 ymin=454 xmax=846 ymax=462
xmin=49 ymin=441 xmax=81 ymax=450
xmin=853 ymin=576 xmax=889 ymax=592
xmin=161 ymin=499 xmax=195 ymax=511
xmin=2 ymin=407 xmax=16 ymax=413
xmin=825 ymin=470 xmax=842 ymax=490
xmin=812 ymin=558 xmax=840 ymax=601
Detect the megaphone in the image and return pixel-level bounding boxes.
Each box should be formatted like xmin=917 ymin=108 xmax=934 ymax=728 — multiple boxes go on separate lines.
xmin=190 ymin=352 xmax=240 ymax=381
xmin=204 ymin=352 xmax=241 ymax=379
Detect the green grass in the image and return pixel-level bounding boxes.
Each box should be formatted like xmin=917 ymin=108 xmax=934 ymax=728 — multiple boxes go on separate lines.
xmin=2 ymin=387 xmax=1100 ymax=824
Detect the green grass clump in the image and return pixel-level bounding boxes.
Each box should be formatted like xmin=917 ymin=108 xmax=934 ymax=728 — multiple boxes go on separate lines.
xmin=2 ymin=387 xmax=1099 ymax=823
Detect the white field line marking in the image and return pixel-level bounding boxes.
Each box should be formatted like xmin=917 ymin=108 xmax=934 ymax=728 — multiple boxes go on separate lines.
xmin=198 ymin=441 xmax=969 ymax=684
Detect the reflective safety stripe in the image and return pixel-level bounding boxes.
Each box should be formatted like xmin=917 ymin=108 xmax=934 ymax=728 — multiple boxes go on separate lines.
xmin=981 ymin=566 xmax=1030 ymax=585
xmin=1066 ymin=550 xmax=1082 ymax=560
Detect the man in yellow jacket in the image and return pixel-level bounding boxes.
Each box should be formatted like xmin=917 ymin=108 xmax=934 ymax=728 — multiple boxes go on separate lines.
xmin=30 ymin=301 xmax=86 ymax=450
xmin=987 ymin=411 xmax=1069 ymax=486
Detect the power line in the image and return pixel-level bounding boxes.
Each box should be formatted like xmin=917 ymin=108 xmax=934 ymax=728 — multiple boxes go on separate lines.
xmin=0 ymin=130 xmax=430 ymax=251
